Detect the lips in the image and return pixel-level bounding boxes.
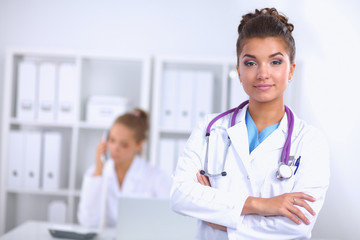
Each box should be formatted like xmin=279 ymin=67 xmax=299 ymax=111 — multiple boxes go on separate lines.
xmin=255 ymin=84 xmax=273 ymax=91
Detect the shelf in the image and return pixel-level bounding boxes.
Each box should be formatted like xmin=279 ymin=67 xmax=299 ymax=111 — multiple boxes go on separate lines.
xmin=78 ymin=121 xmax=110 ymax=130
xmin=6 ymin=187 xmax=73 ymax=197
xmin=10 ymin=118 xmax=74 ymax=128
xmin=159 ymin=128 xmax=192 ymax=136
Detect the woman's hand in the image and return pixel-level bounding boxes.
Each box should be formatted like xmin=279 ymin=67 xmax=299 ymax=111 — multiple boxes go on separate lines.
xmin=196 ymin=170 xmax=227 ymax=232
xmin=93 ymin=140 xmax=107 ymax=176
xmin=243 ymin=193 xmax=316 ymax=225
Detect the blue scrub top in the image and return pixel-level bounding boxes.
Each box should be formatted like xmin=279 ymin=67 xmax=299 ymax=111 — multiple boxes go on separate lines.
xmin=246 ymin=110 xmax=280 ymax=153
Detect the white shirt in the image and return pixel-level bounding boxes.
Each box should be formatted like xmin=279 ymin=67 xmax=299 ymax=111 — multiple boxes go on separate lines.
xmin=78 ymin=156 xmax=171 ymax=228
xmin=171 ymin=105 xmax=330 ymax=240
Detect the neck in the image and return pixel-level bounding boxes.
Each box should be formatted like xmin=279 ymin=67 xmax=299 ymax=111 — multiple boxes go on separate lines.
xmin=247 ymin=99 xmax=285 ymax=133
xmin=114 ymin=156 xmax=135 ymax=187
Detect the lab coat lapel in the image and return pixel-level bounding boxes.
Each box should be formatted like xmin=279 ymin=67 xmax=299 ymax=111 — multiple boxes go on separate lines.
xmin=226 ymin=108 xmax=252 ymax=174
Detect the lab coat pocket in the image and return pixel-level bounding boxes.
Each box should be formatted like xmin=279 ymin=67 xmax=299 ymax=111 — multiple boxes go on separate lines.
xmin=209 ymin=174 xmax=231 ymax=190
xmin=260 ymin=167 xmax=296 ymax=197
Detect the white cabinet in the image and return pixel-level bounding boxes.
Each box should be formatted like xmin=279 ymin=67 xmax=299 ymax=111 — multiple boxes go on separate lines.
xmin=149 ymin=56 xmax=243 ymax=176
xmin=0 ymin=49 xmax=151 ymax=233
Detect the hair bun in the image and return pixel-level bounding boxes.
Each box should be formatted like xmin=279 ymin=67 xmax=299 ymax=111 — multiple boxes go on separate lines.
xmin=238 ymin=8 xmax=294 ymax=34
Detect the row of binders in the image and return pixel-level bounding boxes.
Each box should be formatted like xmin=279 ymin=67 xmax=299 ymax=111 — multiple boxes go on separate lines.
xmin=158 ymin=138 xmax=187 ymax=175
xmin=160 ymin=69 xmax=214 ymax=131
xmin=16 ymin=61 xmax=76 ymax=122
xmin=7 ymin=130 xmax=65 ymax=190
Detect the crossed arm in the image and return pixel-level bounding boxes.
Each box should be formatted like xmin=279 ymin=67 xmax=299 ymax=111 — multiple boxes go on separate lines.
xmin=196 ymin=171 xmax=316 ymax=231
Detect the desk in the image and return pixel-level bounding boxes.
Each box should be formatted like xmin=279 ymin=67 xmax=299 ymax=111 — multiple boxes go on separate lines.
xmin=0 ymin=221 xmax=116 ymax=240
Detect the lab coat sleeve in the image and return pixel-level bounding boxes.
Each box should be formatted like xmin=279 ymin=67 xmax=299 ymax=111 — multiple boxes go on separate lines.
xmin=77 ymin=165 xmax=104 ymax=228
xmin=228 ymin=127 xmax=330 ymax=240
xmin=170 ymin=115 xmax=247 ymax=229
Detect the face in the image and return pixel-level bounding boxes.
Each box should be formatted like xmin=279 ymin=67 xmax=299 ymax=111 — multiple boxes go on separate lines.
xmin=107 ymin=123 xmax=143 ymax=165
xmin=237 ymin=37 xmax=295 ymax=105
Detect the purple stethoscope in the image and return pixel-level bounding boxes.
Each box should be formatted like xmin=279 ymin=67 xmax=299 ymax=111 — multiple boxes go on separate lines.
xmin=200 ymin=100 xmax=295 ymax=180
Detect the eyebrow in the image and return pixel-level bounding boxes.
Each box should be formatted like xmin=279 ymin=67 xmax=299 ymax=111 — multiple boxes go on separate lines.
xmin=242 ymin=52 xmax=284 ymax=59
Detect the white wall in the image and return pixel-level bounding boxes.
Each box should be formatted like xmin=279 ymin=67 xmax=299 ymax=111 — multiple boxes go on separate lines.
xmin=1 ymin=0 xmax=359 ymax=239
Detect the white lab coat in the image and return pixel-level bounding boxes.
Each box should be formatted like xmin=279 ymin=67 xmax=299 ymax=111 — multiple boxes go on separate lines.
xmin=78 ymin=156 xmax=171 ymax=228
xmin=171 ymin=104 xmax=330 ymax=240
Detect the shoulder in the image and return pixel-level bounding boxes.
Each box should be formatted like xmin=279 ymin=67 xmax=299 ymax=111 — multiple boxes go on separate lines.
xmin=293 ymin=114 xmax=327 ymax=142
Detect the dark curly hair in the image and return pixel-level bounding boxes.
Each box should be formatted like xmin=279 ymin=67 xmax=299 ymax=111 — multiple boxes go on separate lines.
xmin=236 ymin=8 xmax=296 ymax=64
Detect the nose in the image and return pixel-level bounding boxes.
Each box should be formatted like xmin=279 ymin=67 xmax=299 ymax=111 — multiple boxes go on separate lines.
xmin=257 ymin=64 xmax=270 ymax=80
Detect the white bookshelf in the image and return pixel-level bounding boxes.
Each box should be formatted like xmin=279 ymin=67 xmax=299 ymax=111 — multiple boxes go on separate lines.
xmin=0 ymin=48 xmax=151 ymax=234
xmin=149 ymin=56 xmax=242 ymax=176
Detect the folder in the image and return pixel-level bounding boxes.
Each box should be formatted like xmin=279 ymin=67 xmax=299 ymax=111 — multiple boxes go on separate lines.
xmin=175 ymin=139 xmax=187 ymax=168
xmin=194 ymin=71 xmax=214 ymax=126
xmin=158 ymin=138 xmax=176 ymax=175
xmin=23 ymin=131 xmax=42 ymax=189
xmin=7 ymin=131 xmax=25 ymax=188
xmin=42 ymin=132 xmax=63 ymax=190
xmin=160 ymin=70 xmax=178 ymax=129
xmin=176 ymin=71 xmax=195 ymax=130
xmin=38 ymin=62 xmax=57 ymax=121
xmin=16 ymin=61 xmax=37 ymax=120
xmin=229 ymin=72 xmax=247 ymax=108
xmin=57 ymin=63 xmax=76 ymax=122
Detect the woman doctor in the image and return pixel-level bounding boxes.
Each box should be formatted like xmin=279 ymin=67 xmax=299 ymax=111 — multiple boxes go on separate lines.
xmin=171 ymin=8 xmax=330 ymax=240
xmin=78 ymin=109 xmax=171 ymax=228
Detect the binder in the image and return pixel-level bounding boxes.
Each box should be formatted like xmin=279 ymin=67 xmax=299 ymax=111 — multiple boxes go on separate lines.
xmin=158 ymin=139 xmax=176 ymax=175
xmin=160 ymin=70 xmax=178 ymax=129
xmin=42 ymin=132 xmax=63 ymax=190
xmin=23 ymin=131 xmax=42 ymax=189
xmin=176 ymin=71 xmax=195 ymax=130
xmin=7 ymin=131 xmax=25 ymax=188
xmin=229 ymin=72 xmax=247 ymax=108
xmin=176 ymin=139 xmax=187 ymax=168
xmin=38 ymin=62 xmax=57 ymax=121
xmin=16 ymin=61 xmax=37 ymax=120
xmin=194 ymin=71 xmax=214 ymax=126
xmin=57 ymin=63 xmax=76 ymax=122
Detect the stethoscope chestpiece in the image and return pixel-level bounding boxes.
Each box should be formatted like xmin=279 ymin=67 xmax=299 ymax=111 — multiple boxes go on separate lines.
xmin=276 ymin=163 xmax=293 ymax=180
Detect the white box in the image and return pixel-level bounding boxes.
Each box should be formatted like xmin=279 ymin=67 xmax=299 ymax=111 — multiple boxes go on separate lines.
xmin=194 ymin=71 xmax=214 ymax=126
xmin=158 ymin=139 xmax=176 ymax=175
xmin=16 ymin=61 xmax=37 ymax=120
xmin=86 ymin=96 xmax=128 ymax=125
xmin=23 ymin=131 xmax=42 ymax=189
xmin=38 ymin=62 xmax=57 ymax=121
xmin=160 ymin=70 xmax=178 ymax=129
xmin=7 ymin=131 xmax=25 ymax=188
xmin=57 ymin=63 xmax=76 ymax=122
xmin=42 ymin=132 xmax=63 ymax=190
xmin=176 ymin=70 xmax=195 ymax=130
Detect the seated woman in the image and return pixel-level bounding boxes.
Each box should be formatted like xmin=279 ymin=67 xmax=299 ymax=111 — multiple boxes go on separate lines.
xmin=78 ymin=108 xmax=171 ymax=228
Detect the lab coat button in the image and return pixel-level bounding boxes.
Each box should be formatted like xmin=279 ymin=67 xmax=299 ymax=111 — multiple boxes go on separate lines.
xmin=247 ymin=176 xmax=250 ymax=180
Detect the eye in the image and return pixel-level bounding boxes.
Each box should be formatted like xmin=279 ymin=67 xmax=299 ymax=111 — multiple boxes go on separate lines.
xmin=271 ymin=60 xmax=282 ymax=65
xmin=244 ymin=61 xmax=256 ymax=67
